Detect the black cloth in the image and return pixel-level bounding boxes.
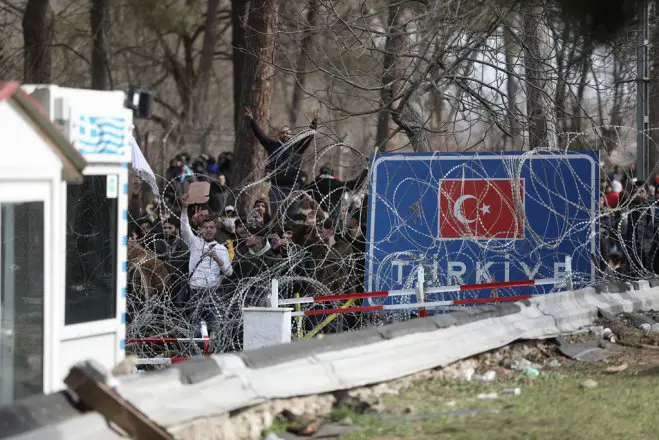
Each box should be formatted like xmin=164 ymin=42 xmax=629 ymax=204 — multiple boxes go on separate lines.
xmin=248 ymin=118 xmax=316 ymax=187
xmin=304 ymin=170 xmax=367 ymax=218
xmin=208 ymin=182 xmax=235 ymax=214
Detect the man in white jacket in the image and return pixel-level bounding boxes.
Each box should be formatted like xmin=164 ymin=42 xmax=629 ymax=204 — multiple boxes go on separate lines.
xmin=180 ymin=194 xmax=233 ymax=340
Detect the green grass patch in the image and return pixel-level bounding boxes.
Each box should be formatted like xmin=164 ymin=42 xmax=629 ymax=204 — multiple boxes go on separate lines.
xmin=340 ymin=365 xmax=659 ymax=440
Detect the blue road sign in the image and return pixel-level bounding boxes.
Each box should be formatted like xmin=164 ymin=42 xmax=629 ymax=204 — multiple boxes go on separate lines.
xmin=365 ymin=151 xmax=599 ymax=306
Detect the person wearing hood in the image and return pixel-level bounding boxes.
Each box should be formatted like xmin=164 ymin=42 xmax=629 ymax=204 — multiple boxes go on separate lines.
xmin=246 ymin=199 xmax=271 ymax=230
xmin=232 ymin=224 xmax=282 ymax=306
xmin=304 ymin=164 xmax=368 ymax=220
xmin=244 ymin=107 xmax=318 ymax=218
xmin=160 ymin=216 xmax=190 ymax=275
xmin=626 ymin=181 xmax=656 ymax=272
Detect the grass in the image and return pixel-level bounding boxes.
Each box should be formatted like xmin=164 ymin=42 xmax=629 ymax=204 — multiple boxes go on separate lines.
xmin=334 ymin=364 xmax=659 ymax=440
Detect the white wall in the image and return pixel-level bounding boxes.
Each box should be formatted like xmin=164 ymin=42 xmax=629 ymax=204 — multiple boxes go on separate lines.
xmin=0 ymin=98 xmax=64 ymax=396
xmin=1 ymin=96 xmax=128 ymax=395
xmin=0 ymin=100 xmax=62 ymax=181
xmin=56 ymin=165 xmax=128 ymax=392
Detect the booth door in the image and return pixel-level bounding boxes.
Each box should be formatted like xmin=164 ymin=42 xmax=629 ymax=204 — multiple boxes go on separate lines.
xmin=0 ymin=182 xmax=47 ymax=404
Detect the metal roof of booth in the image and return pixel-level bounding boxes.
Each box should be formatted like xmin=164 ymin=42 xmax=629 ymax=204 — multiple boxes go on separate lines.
xmin=0 ymin=81 xmax=87 ymax=183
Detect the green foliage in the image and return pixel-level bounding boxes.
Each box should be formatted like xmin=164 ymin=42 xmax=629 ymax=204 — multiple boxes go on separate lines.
xmin=329 ymin=405 xmax=355 ymax=422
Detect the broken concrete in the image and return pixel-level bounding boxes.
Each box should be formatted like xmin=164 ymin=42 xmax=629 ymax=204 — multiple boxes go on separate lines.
xmin=556 ymin=338 xmax=623 ymax=362
xmin=6 ymin=282 xmax=659 ymax=440
xmin=168 ymin=395 xmax=336 ymax=440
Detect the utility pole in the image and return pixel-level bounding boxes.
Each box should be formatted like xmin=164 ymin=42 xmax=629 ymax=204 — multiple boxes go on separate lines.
xmin=637 ymin=0 xmax=650 ymax=181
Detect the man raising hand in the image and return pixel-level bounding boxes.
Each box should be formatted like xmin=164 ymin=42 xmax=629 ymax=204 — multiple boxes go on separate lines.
xmin=244 ymin=107 xmax=318 ymax=218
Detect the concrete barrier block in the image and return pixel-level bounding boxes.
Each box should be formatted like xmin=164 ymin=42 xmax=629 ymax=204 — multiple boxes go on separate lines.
xmin=493 ymin=302 xmax=522 ymax=317
xmin=379 ymin=317 xmax=442 ymax=339
xmin=247 ymin=359 xmax=340 ymax=399
xmin=533 ymin=290 xmax=596 ymax=333
xmin=175 ymin=357 xmax=223 ymax=385
xmin=8 ymin=413 xmax=125 ymax=440
xmin=128 ymin=372 xmax=266 ymax=428
xmin=116 ymin=367 xmax=183 ymax=401
xmin=432 ymin=313 xmax=459 ymax=328
xmin=211 ymin=353 xmax=248 ymax=374
xmin=0 ymin=392 xmax=84 ymax=439
xmin=243 ymin=307 xmax=293 ymax=351
xmin=238 ymin=327 xmax=384 ymax=369
xmin=631 ymin=280 xmax=650 ymax=290
xmin=10 ymin=285 xmax=659 ymax=440
xmin=594 ymin=282 xmax=632 ymax=294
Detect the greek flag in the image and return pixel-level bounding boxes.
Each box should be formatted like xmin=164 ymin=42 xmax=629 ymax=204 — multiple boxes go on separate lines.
xmin=76 ymin=115 xmax=127 ymax=155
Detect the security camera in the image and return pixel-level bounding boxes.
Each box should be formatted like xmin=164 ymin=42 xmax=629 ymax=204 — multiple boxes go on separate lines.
xmin=125 ymin=86 xmax=153 ymax=119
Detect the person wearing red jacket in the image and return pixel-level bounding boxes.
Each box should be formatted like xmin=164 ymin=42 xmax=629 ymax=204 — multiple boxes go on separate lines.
xmin=604 ymin=184 xmax=619 ymax=208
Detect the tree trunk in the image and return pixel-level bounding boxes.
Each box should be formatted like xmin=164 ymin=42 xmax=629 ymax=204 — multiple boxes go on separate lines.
xmin=393 ymin=82 xmax=433 ymax=152
xmin=192 ymin=0 xmax=220 ymax=122
xmin=503 ymin=23 xmax=522 ymax=150
xmin=232 ymin=0 xmax=280 ymax=214
xmin=522 ymin=4 xmax=557 ymax=149
xmin=552 ymin=25 xmax=575 ymax=141
xmin=90 ymin=0 xmax=111 ymax=90
xmin=649 ymin=10 xmax=659 ymax=176
xmin=571 ymin=51 xmax=591 ymax=134
xmin=232 ymin=0 xmax=248 ymax=134
xmin=22 ymin=0 xmax=54 ymax=83
xmin=288 ymin=0 xmax=317 ymax=126
xmin=182 ymin=0 xmax=221 ymax=155
xmin=376 ymin=1 xmax=405 ymax=151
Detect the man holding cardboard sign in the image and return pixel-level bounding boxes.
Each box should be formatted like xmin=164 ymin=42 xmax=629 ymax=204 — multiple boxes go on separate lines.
xmin=186 ymin=181 xmax=211 ymax=205
xmin=179 ymin=192 xmax=233 ymax=336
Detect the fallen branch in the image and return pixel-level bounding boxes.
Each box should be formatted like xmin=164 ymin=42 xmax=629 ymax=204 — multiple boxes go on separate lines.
xmin=615 ymin=340 xmax=659 ymax=351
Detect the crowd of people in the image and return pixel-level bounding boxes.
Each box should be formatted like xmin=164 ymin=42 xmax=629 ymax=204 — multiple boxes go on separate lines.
xmin=125 ymin=105 xmax=659 ymax=355
xmin=600 ymin=165 xmax=659 ymax=279
xmin=126 ymin=110 xmax=369 ymax=353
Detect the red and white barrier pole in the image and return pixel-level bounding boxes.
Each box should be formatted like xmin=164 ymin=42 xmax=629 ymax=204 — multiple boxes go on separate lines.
xmin=200 ymin=320 xmax=210 ymax=354
xmin=126 ymin=337 xmax=211 ymax=343
xmin=416 ymin=266 xmax=427 ymax=318
xmin=279 ymin=277 xmax=560 ymax=307
xmin=135 ymin=357 xmax=194 ymax=366
xmin=290 ymin=293 xmax=533 ymax=317
xmin=269 ymin=279 xmax=279 ymax=308
xmin=128 ymin=322 xmax=211 ymax=354
xmin=565 ymin=255 xmax=573 ymax=291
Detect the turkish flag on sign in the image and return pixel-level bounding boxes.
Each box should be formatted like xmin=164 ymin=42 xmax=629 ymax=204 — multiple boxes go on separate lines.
xmin=438 ymin=179 xmax=525 ymax=239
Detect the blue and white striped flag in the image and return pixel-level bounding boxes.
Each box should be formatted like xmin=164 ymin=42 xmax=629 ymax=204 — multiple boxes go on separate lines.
xmin=76 ymin=115 xmax=128 ymax=156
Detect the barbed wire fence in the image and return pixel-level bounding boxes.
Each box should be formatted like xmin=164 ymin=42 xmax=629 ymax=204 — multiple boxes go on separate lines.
xmin=123 ymin=120 xmax=659 ymax=363
xmin=121 ymin=1 xmax=659 ymax=361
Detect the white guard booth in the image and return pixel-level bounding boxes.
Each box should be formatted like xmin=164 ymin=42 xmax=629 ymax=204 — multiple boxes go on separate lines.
xmin=27 ymin=85 xmax=132 ymax=394
xmin=0 ymin=82 xmax=132 ymax=403
xmin=0 ymin=81 xmax=87 ymax=404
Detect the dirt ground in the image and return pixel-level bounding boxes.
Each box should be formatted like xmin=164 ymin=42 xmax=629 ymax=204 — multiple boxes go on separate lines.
xmin=270 ymin=310 xmax=659 ymax=440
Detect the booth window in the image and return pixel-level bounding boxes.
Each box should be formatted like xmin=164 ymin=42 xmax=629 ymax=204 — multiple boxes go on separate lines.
xmin=0 ymin=202 xmax=44 ymax=404
xmin=65 ymin=175 xmax=118 ymax=325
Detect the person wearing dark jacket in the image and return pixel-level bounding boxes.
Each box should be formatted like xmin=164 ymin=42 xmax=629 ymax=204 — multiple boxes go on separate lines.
xmin=626 ymin=182 xmax=658 ymax=272
xmin=208 ymin=173 xmax=234 ymax=214
xmin=244 ymin=107 xmax=318 ymax=218
xmin=304 ymin=165 xmax=368 ymax=220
